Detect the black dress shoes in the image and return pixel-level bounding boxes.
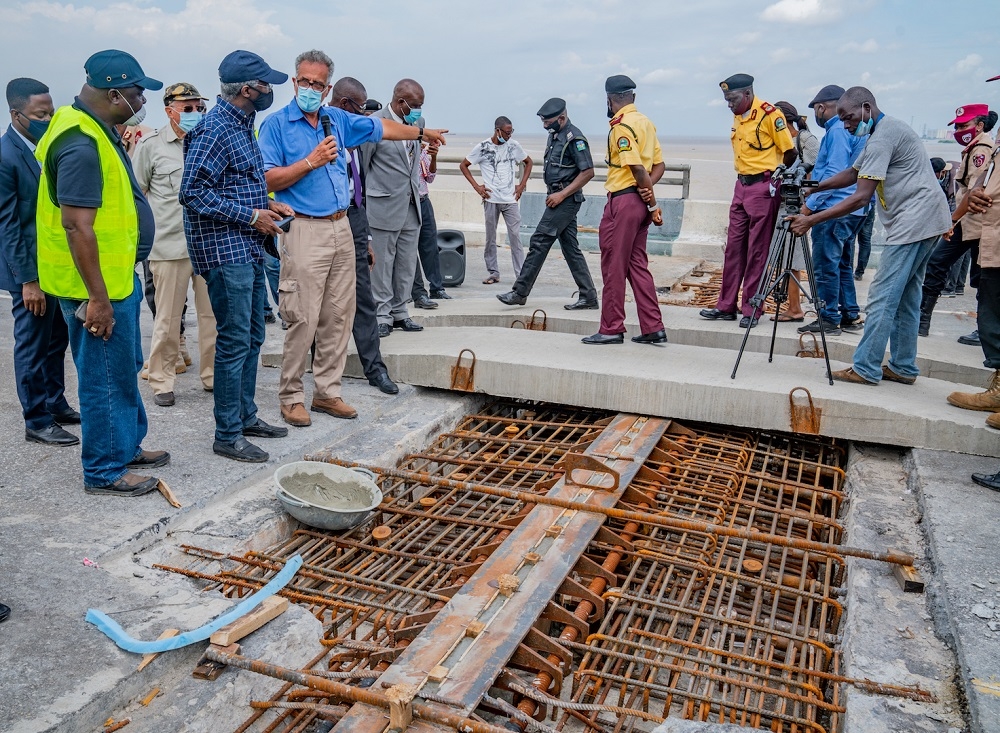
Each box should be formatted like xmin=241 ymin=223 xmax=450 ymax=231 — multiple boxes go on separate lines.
xmin=369 ymin=371 xmax=400 ymax=395
xmin=582 ymin=333 xmax=624 ymax=345
xmin=154 ymin=391 xmax=175 ymax=406
xmin=393 ymin=318 xmax=424 ymax=332
xmin=739 ymin=316 xmax=759 ymax=329
xmin=378 ymin=323 xmax=392 ymax=337
xmin=0 ymin=603 xmax=9 ymax=623
xmin=430 ymin=289 xmax=452 ymax=300
xmin=699 ymin=308 xmax=737 ymax=321
xmin=564 ymin=298 xmax=599 ymax=310
xmin=972 ymin=470 xmax=1000 ymax=492
xmin=242 ymin=418 xmax=289 ymax=438
xmin=413 ymin=295 xmax=439 ymax=309
xmin=631 ymin=330 xmax=668 ymax=344
xmin=214 ymin=436 xmax=268 ymax=463
xmin=26 ymin=424 xmax=79 ymax=446
xmin=497 ymin=290 xmax=527 ymax=306
xmin=52 ymin=408 xmax=82 ymax=425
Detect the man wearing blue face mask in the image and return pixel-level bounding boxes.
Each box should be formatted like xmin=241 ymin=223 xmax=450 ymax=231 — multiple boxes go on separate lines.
xmin=134 ymin=82 xmax=216 ymax=407
xmin=1 ymin=77 xmax=81 ymax=447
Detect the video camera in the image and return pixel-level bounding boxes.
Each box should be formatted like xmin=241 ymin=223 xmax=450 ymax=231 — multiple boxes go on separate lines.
xmin=770 ymin=161 xmax=818 ymax=211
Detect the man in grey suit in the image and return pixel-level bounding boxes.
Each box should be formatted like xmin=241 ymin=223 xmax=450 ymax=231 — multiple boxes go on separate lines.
xmin=361 ymin=79 xmax=434 ymax=336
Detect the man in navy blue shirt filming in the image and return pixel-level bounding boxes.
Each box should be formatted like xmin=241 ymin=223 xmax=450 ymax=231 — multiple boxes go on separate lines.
xmin=258 ymin=49 xmax=446 ymax=429
xmin=180 ymin=50 xmax=294 ymax=464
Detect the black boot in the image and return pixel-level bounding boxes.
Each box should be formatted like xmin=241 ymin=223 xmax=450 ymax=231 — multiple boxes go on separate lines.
xmin=918 ymin=293 xmax=937 ymax=337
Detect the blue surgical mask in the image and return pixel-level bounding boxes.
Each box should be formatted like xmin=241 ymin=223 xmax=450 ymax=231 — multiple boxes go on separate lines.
xmin=297 ymin=87 xmax=323 ymax=113
xmin=404 ymin=107 xmax=422 ymax=125
xmin=496 ymin=132 xmax=507 ymax=145
xmin=853 ymin=106 xmax=872 ymax=137
xmin=24 ymin=117 xmax=50 ymax=143
xmin=177 ymin=111 xmax=203 ymax=133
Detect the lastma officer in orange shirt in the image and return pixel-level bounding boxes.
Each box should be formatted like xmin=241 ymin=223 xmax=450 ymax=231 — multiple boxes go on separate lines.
xmin=582 ymin=75 xmax=667 ymax=345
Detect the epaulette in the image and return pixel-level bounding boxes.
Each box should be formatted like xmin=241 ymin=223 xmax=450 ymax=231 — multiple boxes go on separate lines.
xmin=610 ymin=113 xmax=624 ymax=126
xmin=760 ymin=102 xmax=776 ymax=115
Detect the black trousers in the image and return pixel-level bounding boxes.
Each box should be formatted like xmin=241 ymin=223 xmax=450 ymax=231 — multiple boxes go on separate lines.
xmin=411 ymin=195 xmax=443 ymax=299
xmin=9 ymin=290 xmax=72 ymax=430
xmin=922 ymin=223 xmax=980 ymax=302
xmin=512 ymin=196 xmax=596 ymax=301
xmin=347 ymin=204 xmax=388 ymax=380
xmin=978 ymin=267 xmax=1000 ymax=369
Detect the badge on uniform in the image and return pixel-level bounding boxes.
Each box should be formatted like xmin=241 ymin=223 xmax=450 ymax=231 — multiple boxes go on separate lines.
xmin=575 ymin=140 xmax=586 ymax=151
xmin=975 ymin=153 xmax=987 ymax=168
xmin=617 ymin=136 xmax=632 ymax=152
xmin=567 ymin=131 xmax=574 ymax=140
xmin=774 ymin=117 xmax=786 ymax=131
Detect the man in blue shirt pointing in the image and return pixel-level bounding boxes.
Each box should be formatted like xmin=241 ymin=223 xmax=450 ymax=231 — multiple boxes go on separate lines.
xmin=258 ymin=50 xmax=446 ymax=428
xmin=798 ymin=84 xmax=868 ymax=337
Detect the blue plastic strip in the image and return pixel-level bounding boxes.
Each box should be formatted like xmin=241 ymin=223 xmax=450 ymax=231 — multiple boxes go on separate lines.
xmin=85 ymin=554 xmax=304 ymax=654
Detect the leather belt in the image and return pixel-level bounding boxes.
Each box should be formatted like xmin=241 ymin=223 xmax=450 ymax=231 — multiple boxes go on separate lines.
xmin=609 ymin=186 xmax=639 ymax=199
xmin=293 ymin=210 xmax=348 ymax=221
xmin=548 ymin=182 xmax=567 ymax=193
xmin=737 ymin=171 xmax=770 ymax=186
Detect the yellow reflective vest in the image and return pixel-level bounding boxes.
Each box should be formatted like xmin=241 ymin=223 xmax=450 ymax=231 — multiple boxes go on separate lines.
xmin=35 ymin=106 xmax=138 ymax=300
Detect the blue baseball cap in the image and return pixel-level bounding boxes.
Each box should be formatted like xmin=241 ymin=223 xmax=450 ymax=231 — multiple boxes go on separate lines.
xmin=85 ymin=49 xmax=162 ymax=91
xmin=219 ymin=50 xmax=288 ymax=85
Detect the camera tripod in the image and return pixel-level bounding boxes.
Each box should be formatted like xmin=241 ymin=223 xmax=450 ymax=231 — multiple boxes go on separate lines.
xmin=730 ymin=203 xmax=834 ymax=385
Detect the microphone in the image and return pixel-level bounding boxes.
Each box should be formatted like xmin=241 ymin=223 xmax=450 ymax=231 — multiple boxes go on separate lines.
xmin=321 ymin=114 xmax=332 ymax=139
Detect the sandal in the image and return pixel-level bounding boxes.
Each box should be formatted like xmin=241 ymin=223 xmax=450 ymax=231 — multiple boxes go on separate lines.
xmin=770 ymin=314 xmax=804 ymax=322
xmin=482 ymin=276 xmax=500 ymax=285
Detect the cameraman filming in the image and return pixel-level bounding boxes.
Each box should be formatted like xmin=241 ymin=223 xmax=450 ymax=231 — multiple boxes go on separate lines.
xmin=796 ymin=85 xmax=868 ymax=337
xmin=789 ymin=87 xmax=951 ymax=386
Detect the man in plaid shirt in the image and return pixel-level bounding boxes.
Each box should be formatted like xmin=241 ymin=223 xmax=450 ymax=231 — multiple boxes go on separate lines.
xmin=180 ymin=50 xmax=294 ymax=463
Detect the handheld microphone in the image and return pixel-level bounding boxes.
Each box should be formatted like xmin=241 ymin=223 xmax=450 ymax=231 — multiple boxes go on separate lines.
xmin=321 ymin=115 xmax=332 ymax=139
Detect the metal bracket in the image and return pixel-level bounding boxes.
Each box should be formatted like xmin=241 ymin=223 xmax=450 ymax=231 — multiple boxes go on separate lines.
xmin=449 ymin=349 xmax=476 ymax=392
xmin=789 ymin=387 xmax=822 ymax=435
xmin=560 ymin=453 xmax=620 ymax=491
xmin=796 ymin=332 xmax=825 ymax=358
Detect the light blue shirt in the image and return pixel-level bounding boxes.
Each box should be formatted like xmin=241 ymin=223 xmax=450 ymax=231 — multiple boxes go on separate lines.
xmin=806 ymin=116 xmax=867 ymax=215
xmin=258 ymin=100 xmax=384 ymax=216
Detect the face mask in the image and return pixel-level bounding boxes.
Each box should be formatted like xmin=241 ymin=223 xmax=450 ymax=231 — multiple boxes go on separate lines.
xmin=404 ymin=107 xmax=422 ymax=125
xmin=496 ymin=131 xmax=507 ymax=144
xmin=954 ymin=126 xmax=977 ymax=146
xmin=297 ymin=87 xmax=323 ymax=113
xmin=544 ymin=120 xmax=561 ymax=134
xmin=853 ymin=106 xmax=872 ymax=137
xmin=17 ymin=112 xmax=49 ymax=143
xmin=607 ymin=103 xmax=614 ymax=119
xmin=251 ymin=89 xmax=274 ymax=112
xmin=117 ymin=91 xmax=146 ymax=127
xmin=177 ymin=111 xmax=204 ymax=133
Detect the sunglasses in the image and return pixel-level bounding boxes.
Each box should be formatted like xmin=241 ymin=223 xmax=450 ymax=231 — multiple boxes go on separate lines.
xmin=172 ymin=102 xmax=207 ymax=113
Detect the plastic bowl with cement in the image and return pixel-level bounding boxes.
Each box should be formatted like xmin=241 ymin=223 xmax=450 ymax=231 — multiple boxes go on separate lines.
xmin=274 ymin=461 xmax=382 ymax=531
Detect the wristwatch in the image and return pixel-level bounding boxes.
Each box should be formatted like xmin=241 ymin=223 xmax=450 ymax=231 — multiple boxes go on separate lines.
xmin=417 ymin=120 xmax=425 ymax=143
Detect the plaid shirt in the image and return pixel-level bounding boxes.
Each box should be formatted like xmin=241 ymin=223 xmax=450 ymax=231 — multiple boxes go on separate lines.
xmin=180 ymin=97 xmax=269 ymax=275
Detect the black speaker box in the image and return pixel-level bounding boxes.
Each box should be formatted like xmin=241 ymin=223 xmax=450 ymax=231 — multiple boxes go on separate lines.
xmin=437 ymin=229 xmax=466 ymax=287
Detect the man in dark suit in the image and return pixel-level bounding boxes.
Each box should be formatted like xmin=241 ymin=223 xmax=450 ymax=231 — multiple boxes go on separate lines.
xmin=0 ymin=77 xmax=80 ymax=446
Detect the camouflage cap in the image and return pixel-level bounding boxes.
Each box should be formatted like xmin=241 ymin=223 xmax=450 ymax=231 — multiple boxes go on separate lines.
xmin=163 ymin=82 xmax=207 ymax=105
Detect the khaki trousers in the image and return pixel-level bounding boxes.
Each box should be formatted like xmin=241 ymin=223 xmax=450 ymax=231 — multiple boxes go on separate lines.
xmin=149 ymin=258 xmax=216 ymax=393
xmin=278 ymin=216 xmax=356 ymax=405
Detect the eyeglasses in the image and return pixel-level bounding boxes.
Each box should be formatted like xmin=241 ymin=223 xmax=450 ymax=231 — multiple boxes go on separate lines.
xmin=498 ymin=128 xmax=515 ymax=136
xmin=296 ymin=77 xmax=327 ymax=92
xmin=248 ymin=82 xmax=272 ymax=94
xmin=172 ymin=102 xmax=207 ymax=113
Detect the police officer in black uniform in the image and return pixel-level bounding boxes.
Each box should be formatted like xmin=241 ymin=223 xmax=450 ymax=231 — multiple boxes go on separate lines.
xmin=498 ymin=98 xmax=598 ymax=309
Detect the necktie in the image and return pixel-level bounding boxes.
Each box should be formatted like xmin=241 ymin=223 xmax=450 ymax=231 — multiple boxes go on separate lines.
xmin=349 ymin=155 xmax=363 ymax=207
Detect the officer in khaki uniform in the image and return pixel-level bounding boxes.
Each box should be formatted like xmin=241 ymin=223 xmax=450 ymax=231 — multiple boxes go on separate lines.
xmin=582 ymin=75 xmax=666 ymax=345
xmin=133 ymin=82 xmax=217 ymax=406
xmin=701 ymin=73 xmax=795 ymax=328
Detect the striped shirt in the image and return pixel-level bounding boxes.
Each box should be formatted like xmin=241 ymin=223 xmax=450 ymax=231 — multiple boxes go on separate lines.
xmin=180 ymin=97 xmax=269 ymax=275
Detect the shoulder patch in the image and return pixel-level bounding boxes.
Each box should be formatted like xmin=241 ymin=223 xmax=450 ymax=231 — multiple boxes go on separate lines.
xmin=761 ymin=102 xmax=776 ymax=114
xmin=617 ymin=136 xmax=632 ymax=152
xmin=974 ymin=153 xmax=987 ymax=168
xmin=774 ymin=117 xmax=786 ymax=131
xmin=575 ymin=140 xmax=587 ymax=151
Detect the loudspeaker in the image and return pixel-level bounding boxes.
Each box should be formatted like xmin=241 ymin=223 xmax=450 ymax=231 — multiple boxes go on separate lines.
xmin=437 ymin=229 xmax=466 ymax=287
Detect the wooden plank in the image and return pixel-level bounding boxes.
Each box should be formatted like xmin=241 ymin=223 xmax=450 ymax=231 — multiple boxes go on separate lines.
xmin=209 ymin=596 xmax=289 ymax=646
xmin=157 ymin=479 xmax=181 ymax=508
xmin=893 ymin=563 xmax=925 ymax=593
xmin=136 ymin=629 xmax=179 ymax=672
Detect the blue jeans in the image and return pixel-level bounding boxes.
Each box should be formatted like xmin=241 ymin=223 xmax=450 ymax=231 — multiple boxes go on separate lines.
xmin=59 ymin=273 xmax=148 ymax=486
xmin=854 ymin=207 xmax=875 ymax=275
xmin=203 ymin=263 xmax=266 ymax=443
xmin=262 ymin=252 xmax=280 ymax=316
xmin=852 ymin=236 xmax=938 ymax=382
xmin=811 ymin=215 xmax=864 ymax=324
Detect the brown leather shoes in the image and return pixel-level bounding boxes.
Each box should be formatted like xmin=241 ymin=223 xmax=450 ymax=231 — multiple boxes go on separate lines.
xmin=311 ymin=397 xmax=358 ymax=420
xmin=881 ymin=365 xmax=916 ymax=385
xmin=948 ymin=369 xmax=1000 ymax=411
xmin=831 ymin=367 xmax=877 ymax=385
xmin=281 ymin=402 xmax=311 ymax=427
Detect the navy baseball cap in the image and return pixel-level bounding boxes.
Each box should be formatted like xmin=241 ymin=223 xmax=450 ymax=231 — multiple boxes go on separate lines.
xmin=85 ymin=50 xmax=162 ymax=91
xmin=219 ymin=50 xmax=288 ymax=85
xmin=808 ymin=84 xmax=846 ymax=108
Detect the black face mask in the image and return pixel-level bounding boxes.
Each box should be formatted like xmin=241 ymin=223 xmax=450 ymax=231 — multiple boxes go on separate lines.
xmin=544 ymin=120 xmax=561 ymax=134
xmin=251 ymin=89 xmax=274 ymax=112
xmin=607 ymin=103 xmax=614 ymax=119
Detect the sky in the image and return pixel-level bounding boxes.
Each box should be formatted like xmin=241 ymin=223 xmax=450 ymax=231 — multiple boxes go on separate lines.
xmin=1 ymin=0 xmax=998 ymax=140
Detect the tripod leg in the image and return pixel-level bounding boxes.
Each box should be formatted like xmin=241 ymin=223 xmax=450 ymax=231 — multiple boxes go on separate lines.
xmin=799 ymin=233 xmax=834 ymax=385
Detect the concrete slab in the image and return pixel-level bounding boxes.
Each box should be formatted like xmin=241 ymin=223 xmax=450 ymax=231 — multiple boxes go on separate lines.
xmin=348 ymin=326 xmax=1000 ymax=457
xmin=909 ymin=448 xmax=1000 ymax=733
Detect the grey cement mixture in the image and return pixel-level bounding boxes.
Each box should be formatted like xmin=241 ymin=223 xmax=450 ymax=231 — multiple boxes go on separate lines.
xmin=278 ymin=471 xmax=376 ymax=510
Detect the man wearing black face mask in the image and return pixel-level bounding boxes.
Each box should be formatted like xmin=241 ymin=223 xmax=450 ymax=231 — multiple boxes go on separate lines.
xmin=0 ymin=77 xmax=81 ymax=448
xmin=497 ymin=98 xmax=597 ymax=309
xmin=36 ymin=50 xmax=169 ymax=495
xmin=180 ymin=50 xmax=294 ymax=463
